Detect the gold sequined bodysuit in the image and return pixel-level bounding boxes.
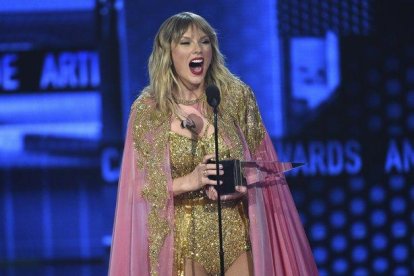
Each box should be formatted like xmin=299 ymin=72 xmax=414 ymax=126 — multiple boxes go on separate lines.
xmin=169 ymin=129 xmax=250 ymax=276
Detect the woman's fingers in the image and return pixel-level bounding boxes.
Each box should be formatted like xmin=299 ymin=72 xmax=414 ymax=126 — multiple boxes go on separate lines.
xmin=235 ymin=186 xmax=247 ymax=193
xmin=203 ymin=168 xmax=224 ymax=176
xmin=206 ymin=188 xmax=245 ymax=201
xmin=205 ymin=178 xmax=222 ymax=186
xmin=205 ymin=185 xmax=247 ymax=201
xmin=206 ymin=186 xmax=218 ymax=200
xmin=205 ymin=163 xmax=223 ymax=170
xmin=198 ymin=155 xmax=226 ymax=189
xmin=198 ymin=166 xmax=222 ymax=187
xmin=220 ymin=191 xmax=243 ymax=201
xmin=202 ymin=154 xmax=215 ymax=164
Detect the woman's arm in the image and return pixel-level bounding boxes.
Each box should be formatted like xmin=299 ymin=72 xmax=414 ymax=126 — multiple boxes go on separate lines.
xmin=172 ymin=154 xmax=223 ymax=196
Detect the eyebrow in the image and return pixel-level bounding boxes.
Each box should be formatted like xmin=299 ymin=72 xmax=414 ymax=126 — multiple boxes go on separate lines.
xmin=180 ymin=35 xmax=210 ymax=40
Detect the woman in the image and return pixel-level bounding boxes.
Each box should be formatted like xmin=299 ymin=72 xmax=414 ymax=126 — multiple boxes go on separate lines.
xmin=109 ymin=12 xmax=318 ymax=276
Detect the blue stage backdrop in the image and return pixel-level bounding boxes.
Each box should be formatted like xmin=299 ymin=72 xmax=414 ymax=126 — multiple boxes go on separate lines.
xmin=0 ymin=0 xmax=413 ymax=275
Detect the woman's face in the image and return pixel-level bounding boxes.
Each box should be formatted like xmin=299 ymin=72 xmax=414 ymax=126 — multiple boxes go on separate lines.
xmin=171 ymin=25 xmax=212 ymax=92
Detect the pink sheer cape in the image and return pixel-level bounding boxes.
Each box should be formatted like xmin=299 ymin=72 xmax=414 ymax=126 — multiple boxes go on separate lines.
xmin=109 ymin=108 xmax=318 ymax=275
xmin=108 ymin=108 xmax=174 ymax=275
xmin=243 ymin=130 xmax=318 ymax=275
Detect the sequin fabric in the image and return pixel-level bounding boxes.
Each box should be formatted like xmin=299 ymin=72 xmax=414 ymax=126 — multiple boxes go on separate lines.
xmin=132 ymin=83 xmax=265 ymax=276
xmin=169 ymin=131 xmax=250 ymax=276
xmin=133 ymin=93 xmax=172 ymax=276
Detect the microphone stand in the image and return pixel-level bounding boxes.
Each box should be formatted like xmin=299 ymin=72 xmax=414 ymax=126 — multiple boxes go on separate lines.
xmin=212 ymin=106 xmax=225 ymax=276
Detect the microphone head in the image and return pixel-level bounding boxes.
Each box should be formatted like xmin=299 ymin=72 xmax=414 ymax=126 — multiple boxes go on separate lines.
xmin=206 ymin=84 xmax=221 ymax=108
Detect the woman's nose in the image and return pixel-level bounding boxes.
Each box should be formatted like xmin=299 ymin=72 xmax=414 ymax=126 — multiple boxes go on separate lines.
xmin=193 ymin=42 xmax=202 ymax=53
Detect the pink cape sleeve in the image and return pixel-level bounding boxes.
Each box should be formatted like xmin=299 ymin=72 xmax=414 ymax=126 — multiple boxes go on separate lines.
xmin=235 ymin=84 xmax=318 ymax=275
xmin=108 ymin=107 xmax=151 ymax=275
xmin=108 ymin=106 xmax=174 ymax=276
xmin=246 ymin=131 xmax=319 ymax=275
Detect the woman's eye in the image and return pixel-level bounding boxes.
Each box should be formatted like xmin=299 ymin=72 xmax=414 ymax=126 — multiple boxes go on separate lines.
xmin=202 ymin=40 xmax=211 ymax=44
xmin=180 ymin=41 xmax=190 ymax=45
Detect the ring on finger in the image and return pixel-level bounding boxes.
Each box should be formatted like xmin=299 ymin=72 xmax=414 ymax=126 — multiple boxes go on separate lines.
xmin=203 ymin=170 xmax=208 ymax=177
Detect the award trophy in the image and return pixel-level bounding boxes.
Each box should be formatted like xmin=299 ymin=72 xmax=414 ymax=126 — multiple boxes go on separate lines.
xmin=208 ymin=159 xmax=304 ymax=195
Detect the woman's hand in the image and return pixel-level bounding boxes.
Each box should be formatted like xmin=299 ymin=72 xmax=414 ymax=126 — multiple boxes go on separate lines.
xmin=189 ymin=154 xmax=223 ymax=191
xmin=172 ymin=154 xmax=223 ymax=196
xmin=205 ymin=185 xmax=247 ymax=201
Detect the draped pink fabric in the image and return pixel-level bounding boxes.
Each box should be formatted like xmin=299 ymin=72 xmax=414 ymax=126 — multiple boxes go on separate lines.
xmin=108 ymin=108 xmax=150 ymax=275
xmin=108 ymin=108 xmax=175 ymax=275
xmin=243 ymin=130 xmax=319 ymax=275
xmin=109 ymin=98 xmax=318 ymax=275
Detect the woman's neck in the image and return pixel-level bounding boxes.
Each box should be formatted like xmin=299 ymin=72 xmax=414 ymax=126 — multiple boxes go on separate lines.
xmin=176 ymin=91 xmax=203 ymax=101
xmin=174 ymin=82 xmax=205 ymax=101
xmin=173 ymin=86 xmax=204 ymax=101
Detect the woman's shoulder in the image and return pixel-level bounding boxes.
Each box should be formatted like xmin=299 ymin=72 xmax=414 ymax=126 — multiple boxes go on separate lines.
xmin=131 ymin=88 xmax=156 ymax=114
xmin=130 ymin=88 xmax=167 ymax=129
xmin=225 ymin=79 xmax=256 ymax=104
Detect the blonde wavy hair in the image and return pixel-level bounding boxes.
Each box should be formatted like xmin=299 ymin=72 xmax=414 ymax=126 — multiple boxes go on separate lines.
xmin=142 ymin=11 xmax=242 ymax=116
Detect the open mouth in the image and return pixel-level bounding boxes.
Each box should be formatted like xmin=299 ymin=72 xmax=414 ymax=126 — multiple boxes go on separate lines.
xmin=189 ymin=58 xmax=204 ymax=75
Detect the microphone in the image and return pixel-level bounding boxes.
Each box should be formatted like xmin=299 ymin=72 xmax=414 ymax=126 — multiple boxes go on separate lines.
xmin=205 ymin=83 xmax=225 ymax=275
xmin=206 ymin=84 xmax=221 ymax=108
